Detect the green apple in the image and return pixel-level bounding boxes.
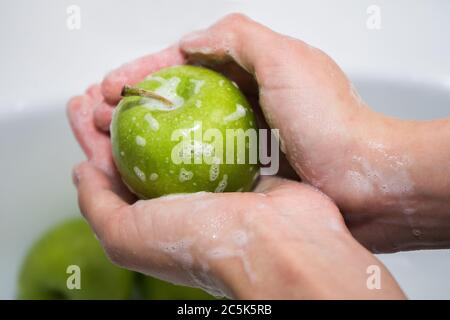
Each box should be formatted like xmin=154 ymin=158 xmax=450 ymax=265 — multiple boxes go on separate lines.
xmin=137 ymin=274 xmax=216 ymax=300
xmin=18 ymin=218 xmax=134 ymax=300
xmin=111 ymin=65 xmax=259 ymax=199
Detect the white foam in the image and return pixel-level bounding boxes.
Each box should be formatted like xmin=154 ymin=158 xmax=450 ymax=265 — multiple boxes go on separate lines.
xmin=141 ymin=76 xmax=184 ymax=110
xmin=144 ymin=113 xmax=160 ymax=131
xmin=209 ymin=159 xmax=220 ymax=182
xmin=224 ymin=104 xmax=246 ymax=123
xmin=158 ymin=191 xmax=209 ymax=201
xmin=206 ymin=247 xmax=255 ymax=283
xmin=135 ymin=135 xmax=146 ymax=146
xmin=157 ymin=239 xmax=193 ymax=269
xmin=232 ymin=230 xmax=248 ymax=247
xmin=214 ymin=174 xmax=228 ymax=192
xmin=133 ymin=166 xmax=146 ymax=181
xmin=179 ymin=168 xmax=194 ymax=182
xmin=149 ymin=173 xmax=159 ymax=181
xmin=190 ymin=79 xmax=205 ymax=94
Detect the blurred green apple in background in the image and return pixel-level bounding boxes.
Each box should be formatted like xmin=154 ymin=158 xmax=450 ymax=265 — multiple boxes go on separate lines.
xmin=111 ymin=65 xmax=259 ymax=199
xmin=17 ymin=218 xmax=220 ymax=300
xmin=17 ymin=218 xmax=134 ymax=299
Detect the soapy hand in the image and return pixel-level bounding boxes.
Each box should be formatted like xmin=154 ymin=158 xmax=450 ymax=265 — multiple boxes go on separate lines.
xmin=67 ymin=13 xmax=450 ymax=298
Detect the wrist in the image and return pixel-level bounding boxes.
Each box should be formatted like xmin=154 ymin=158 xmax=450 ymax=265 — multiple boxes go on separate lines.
xmin=343 ymin=111 xmax=450 ymax=251
xmin=211 ymin=225 xmax=405 ymax=299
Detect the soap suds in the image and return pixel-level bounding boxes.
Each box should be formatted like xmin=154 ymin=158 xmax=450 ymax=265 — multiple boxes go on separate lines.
xmin=190 ymin=79 xmax=205 ymax=94
xmin=142 ymin=76 xmax=184 ymax=110
xmin=179 ymin=168 xmax=194 ymax=182
xmin=215 ymin=174 xmax=228 ymax=193
xmin=223 ymin=104 xmax=246 ymax=123
xmin=157 ymin=239 xmax=194 ymax=269
xmin=158 ymin=191 xmax=209 ymax=201
xmin=144 ymin=113 xmax=160 ymax=131
xmin=209 ymin=158 xmax=220 ymax=182
xmin=206 ymin=247 xmax=255 ymax=283
xmin=133 ymin=166 xmax=146 ymax=182
xmin=135 ymin=135 xmax=146 ymax=146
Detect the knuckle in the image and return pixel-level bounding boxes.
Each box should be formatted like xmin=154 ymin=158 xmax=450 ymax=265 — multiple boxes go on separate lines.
xmin=222 ymin=13 xmax=251 ymax=25
xmin=215 ymin=13 xmax=252 ymax=35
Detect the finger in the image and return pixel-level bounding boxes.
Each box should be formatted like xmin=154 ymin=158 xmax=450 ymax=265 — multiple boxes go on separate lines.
xmin=180 ymin=13 xmax=291 ymax=75
xmin=86 ymin=84 xmax=103 ymax=101
xmin=195 ymin=61 xmax=258 ymax=97
xmin=101 ymin=45 xmax=186 ymax=105
xmin=67 ymin=93 xmax=115 ymax=176
xmin=180 ymin=14 xmax=358 ymax=185
xmin=74 ymin=161 xmax=128 ymax=236
xmin=94 ymin=101 xmax=114 ymax=132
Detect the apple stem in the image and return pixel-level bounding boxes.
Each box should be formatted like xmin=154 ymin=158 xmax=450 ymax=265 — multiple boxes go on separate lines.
xmin=121 ymin=85 xmax=173 ymax=106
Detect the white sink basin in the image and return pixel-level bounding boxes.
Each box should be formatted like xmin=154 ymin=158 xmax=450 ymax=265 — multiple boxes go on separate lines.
xmin=1 ymin=0 xmax=449 ymax=300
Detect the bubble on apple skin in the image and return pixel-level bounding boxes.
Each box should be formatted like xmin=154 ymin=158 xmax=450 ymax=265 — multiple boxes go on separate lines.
xmin=135 ymin=135 xmax=146 ymax=146
xmin=133 ymin=166 xmax=146 ymax=182
xmin=141 ymin=76 xmax=184 ymax=110
xmin=175 ymin=123 xmax=202 ymax=144
xmin=214 ymin=174 xmax=228 ymax=193
xmin=223 ymin=104 xmax=246 ymax=123
xmin=218 ymin=80 xmax=224 ymax=87
xmin=177 ymin=140 xmax=213 ymax=162
xmin=144 ymin=113 xmax=159 ymax=131
xmin=179 ymin=168 xmax=194 ymax=182
xmin=195 ymin=100 xmax=202 ymax=108
xmin=149 ymin=173 xmax=159 ymax=181
xmin=232 ymin=81 xmax=239 ymax=88
xmin=189 ymin=79 xmax=205 ymax=94
xmin=209 ymin=160 xmax=220 ymax=182
xmin=120 ymin=151 xmax=125 ymax=157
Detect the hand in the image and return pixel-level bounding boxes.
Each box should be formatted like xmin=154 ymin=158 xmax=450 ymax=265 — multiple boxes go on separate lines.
xmin=71 ymin=160 xmax=403 ymax=299
xmin=66 ymin=16 xmax=405 ymax=298
xmin=175 ymin=14 xmax=450 ymax=253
